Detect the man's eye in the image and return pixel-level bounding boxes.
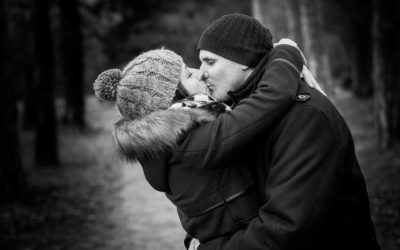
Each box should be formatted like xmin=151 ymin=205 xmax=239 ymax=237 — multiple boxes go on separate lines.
xmin=187 ymin=72 xmax=193 ymax=78
xmin=207 ymin=61 xmax=215 ymax=66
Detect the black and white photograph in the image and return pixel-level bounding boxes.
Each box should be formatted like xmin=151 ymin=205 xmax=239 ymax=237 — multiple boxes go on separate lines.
xmin=1 ymin=0 xmax=399 ymax=249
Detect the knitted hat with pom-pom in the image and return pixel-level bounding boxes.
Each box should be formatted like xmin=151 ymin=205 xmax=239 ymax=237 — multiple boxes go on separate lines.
xmin=93 ymin=49 xmax=183 ymax=119
xmin=198 ymin=13 xmax=273 ymax=68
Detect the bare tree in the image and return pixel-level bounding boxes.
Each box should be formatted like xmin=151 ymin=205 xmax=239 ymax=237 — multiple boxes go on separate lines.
xmin=372 ymin=0 xmax=400 ymax=148
xmin=0 ymin=0 xmax=26 ymax=203
xmin=253 ymin=0 xmax=334 ymax=97
xmin=285 ymin=0 xmax=304 ymax=49
xmin=298 ymin=0 xmax=334 ymax=97
xmin=343 ymin=1 xmax=374 ymax=98
xmin=6 ymin=0 xmax=36 ymax=130
xmin=59 ymin=0 xmax=85 ymax=128
xmin=33 ymin=0 xmax=59 ymax=166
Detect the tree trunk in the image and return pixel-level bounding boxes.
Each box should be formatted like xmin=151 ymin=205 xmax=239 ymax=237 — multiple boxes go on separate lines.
xmin=33 ymin=0 xmax=59 ymax=166
xmin=0 ymin=0 xmax=26 ymax=203
xmin=6 ymin=0 xmax=37 ymax=130
xmin=251 ymin=0 xmax=289 ymax=40
xmin=22 ymin=16 xmax=36 ymax=130
xmin=285 ymin=0 xmax=304 ymax=50
xmin=59 ymin=0 xmax=85 ymax=128
xmin=351 ymin=22 xmax=374 ymax=98
xmin=22 ymin=63 xmax=36 ymax=130
xmin=251 ymin=0 xmax=264 ymax=23
xmin=333 ymin=0 xmax=373 ymax=98
xmin=372 ymin=0 xmax=400 ymax=148
xmin=299 ymin=0 xmax=334 ymax=98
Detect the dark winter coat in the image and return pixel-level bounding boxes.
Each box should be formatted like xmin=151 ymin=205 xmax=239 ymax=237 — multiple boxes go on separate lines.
xmin=117 ymin=106 xmax=262 ymax=243
xmin=174 ymin=50 xmax=381 ymax=249
xmin=114 ymin=45 xmax=304 ymax=244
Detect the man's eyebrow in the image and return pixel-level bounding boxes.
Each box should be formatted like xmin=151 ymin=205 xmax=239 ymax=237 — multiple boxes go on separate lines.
xmin=200 ymin=56 xmax=215 ymax=62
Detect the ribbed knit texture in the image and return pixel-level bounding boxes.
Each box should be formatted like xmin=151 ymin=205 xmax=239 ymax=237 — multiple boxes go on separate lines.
xmin=198 ymin=13 xmax=273 ymax=67
xmin=93 ymin=49 xmax=183 ymax=119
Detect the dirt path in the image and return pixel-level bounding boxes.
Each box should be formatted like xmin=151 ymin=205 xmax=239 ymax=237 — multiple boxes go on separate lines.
xmin=2 ymin=97 xmax=186 ymax=250
xmin=68 ymin=97 xmax=186 ymax=250
xmin=68 ymin=163 xmax=186 ymax=250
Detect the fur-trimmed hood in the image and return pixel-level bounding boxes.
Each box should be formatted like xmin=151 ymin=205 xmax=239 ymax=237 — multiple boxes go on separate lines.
xmin=113 ymin=108 xmax=217 ymax=161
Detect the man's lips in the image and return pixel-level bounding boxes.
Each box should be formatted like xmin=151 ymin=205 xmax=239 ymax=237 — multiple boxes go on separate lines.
xmin=206 ymin=86 xmax=214 ymax=95
xmin=204 ymin=80 xmax=213 ymax=91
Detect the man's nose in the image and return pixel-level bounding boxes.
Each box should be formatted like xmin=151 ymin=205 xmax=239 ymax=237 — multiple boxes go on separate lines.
xmin=197 ymin=68 xmax=208 ymax=81
xmin=199 ymin=63 xmax=206 ymax=72
xmin=199 ymin=64 xmax=209 ymax=78
xmin=200 ymin=71 xmax=209 ymax=81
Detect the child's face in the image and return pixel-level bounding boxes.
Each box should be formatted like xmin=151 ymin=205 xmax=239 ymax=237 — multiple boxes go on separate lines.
xmin=179 ymin=64 xmax=207 ymax=95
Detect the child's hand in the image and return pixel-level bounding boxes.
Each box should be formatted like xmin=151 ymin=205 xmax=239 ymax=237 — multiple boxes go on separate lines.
xmin=189 ymin=238 xmax=200 ymax=250
xmin=274 ymin=38 xmax=307 ymax=66
xmin=274 ymin=38 xmax=298 ymax=47
xmin=301 ymin=65 xmax=327 ymax=96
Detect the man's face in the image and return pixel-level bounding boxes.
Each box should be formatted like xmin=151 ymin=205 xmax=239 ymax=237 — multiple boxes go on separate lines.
xmin=199 ymin=50 xmax=252 ymax=102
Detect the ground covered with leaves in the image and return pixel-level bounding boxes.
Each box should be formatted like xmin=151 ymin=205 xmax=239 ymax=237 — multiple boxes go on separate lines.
xmin=1 ymin=94 xmax=399 ymax=250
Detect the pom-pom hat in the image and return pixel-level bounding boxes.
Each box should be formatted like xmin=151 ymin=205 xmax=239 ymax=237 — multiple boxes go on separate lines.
xmin=93 ymin=49 xmax=183 ymax=119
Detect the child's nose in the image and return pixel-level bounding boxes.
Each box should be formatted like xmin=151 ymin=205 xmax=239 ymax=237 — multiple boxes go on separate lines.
xmin=192 ymin=70 xmax=203 ymax=81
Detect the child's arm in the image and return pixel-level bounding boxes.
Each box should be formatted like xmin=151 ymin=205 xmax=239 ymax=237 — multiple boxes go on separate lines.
xmin=173 ymin=44 xmax=304 ymax=169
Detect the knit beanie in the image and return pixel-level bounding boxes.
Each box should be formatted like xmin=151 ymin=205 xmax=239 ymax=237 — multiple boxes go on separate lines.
xmin=198 ymin=13 xmax=273 ymax=68
xmin=93 ymin=49 xmax=183 ymax=119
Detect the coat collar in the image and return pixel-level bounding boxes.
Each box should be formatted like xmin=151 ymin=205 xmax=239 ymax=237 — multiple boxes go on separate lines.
xmin=114 ymin=108 xmax=217 ymax=161
xmin=227 ymin=52 xmax=270 ymax=108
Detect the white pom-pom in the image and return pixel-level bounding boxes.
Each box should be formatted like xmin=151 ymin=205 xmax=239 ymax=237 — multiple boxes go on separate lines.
xmin=93 ymin=69 xmax=122 ymax=102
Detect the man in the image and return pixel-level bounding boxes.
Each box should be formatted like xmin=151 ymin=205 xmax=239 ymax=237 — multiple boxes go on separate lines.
xmin=175 ymin=14 xmax=380 ymax=250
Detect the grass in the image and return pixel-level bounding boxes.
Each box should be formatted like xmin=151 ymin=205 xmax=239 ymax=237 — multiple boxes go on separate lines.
xmin=1 ymin=93 xmax=399 ymax=250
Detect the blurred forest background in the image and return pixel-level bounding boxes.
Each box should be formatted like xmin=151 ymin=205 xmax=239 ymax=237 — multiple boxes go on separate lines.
xmin=1 ymin=0 xmax=399 ymax=249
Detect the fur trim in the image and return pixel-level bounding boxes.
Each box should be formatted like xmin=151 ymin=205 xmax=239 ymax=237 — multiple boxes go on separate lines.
xmin=114 ymin=108 xmax=217 ymax=161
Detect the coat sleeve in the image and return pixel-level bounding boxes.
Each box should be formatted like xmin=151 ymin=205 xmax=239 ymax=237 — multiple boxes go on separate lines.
xmin=197 ymin=105 xmax=344 ymax=250
xmin=175 ymin=45 xmax=303 ymax=169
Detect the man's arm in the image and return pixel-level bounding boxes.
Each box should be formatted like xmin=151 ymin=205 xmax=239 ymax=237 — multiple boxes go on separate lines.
xmin=175 ymin=45 xmax=304 ymax=169
xmin=197 ymin=105 xmax=344 ymax=250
